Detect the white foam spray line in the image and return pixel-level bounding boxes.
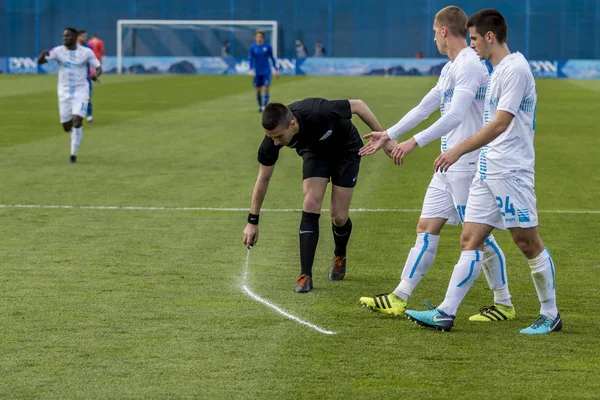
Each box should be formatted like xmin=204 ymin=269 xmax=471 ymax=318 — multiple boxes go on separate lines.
xmin=241 ymin=250 xmax=336 ymax=335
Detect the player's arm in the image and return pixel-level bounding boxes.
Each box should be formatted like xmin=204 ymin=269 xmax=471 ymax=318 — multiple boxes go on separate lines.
xmin=38 ymin=49 xmax=56 ymax=65
xmin=269 ymin=46 xmax=280 ymax=77
xmin=248 ymin=48 xmax=255 ymax=76
xmin=434 ymin=67 xmax=527 ymax=172
xmin=37 ymin=50 xmax=51 ymax=65
xmin=392 ymin=68 xmax=481 ymax=165
xmin=434 ymin=111 xmax=514 ymax=172
xmin=88 ymin=51 xmax=103 ymax=81
xmin=92 ymin=66 xmax=103 ymax=81
xmin=358 ymin=86 xmax=441 ymax=156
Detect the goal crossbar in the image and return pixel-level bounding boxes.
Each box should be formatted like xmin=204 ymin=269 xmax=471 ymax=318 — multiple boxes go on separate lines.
xmin=116 ymin=19 xmax=278 ymax=74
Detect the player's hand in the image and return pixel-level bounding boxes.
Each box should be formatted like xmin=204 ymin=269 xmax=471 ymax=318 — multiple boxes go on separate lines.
xmin=391 ymin=137 xmax=418 ymax=166
xmin=249 ymin=70 xmax=255 ymax=77
xmin=382 ymin=140 xmax=398 ymax=158
xmin=89 ymin=74 xmax=99 ymax=82
xmin=42 ymin=50 xmax=50 ymax=57
xmin=358 ymin=131 xmax=390 ymax=157
xmin=434 ymin=148 xmax=461 ymax=173
xmin=274 ymin=70 xmax=280 ymax=78
xmin=243 ymin=223 xmax=259 ymax=249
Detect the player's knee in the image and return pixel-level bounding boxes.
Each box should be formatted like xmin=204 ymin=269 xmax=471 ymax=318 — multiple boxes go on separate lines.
xmin=416 ymin=219 xmax=443 ymax=235
xmin=513 ymin=236 xmax=543 ymax=259
xmin=72 ymin=119 xmax=83 ymax=129
xmin=460 ymin=230 xmax=485 ymax=251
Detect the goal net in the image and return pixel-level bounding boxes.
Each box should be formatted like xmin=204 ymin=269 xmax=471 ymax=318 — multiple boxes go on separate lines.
xmin=116 ymin=20 xmax=278 ymax=74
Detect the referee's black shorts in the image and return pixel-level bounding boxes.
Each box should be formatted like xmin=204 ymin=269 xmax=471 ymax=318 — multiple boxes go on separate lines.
xmin=301 ymin=150 xmax=360 ymax=188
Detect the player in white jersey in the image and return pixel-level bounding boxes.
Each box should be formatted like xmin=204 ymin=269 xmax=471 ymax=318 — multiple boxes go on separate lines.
xmin=357 ymin=6 xmax=515 ymax=323
xmin=406 ymin=9 xmax=561 ymax=335
xmin=37 ymin=27 xmax=102 ymax=163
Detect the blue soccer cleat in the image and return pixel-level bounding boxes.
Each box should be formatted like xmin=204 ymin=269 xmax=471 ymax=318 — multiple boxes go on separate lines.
xmin=405 ymin=300 xmax=456 ymax=332
xmin=519 ymin=313 xmax=562 ymax=335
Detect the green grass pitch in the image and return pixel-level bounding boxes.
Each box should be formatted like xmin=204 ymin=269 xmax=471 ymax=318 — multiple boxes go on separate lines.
xmin=1 ymin=74 xmax=599 ymax=398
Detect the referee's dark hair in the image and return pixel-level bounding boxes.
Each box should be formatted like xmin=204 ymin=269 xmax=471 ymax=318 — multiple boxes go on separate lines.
xmin=65 ymin=27 xmax=78 ymax=35
xmin=467 ymin=9 xmax=508 ymax=44
xmin=262 ymin=103 xmax=293 ymax=130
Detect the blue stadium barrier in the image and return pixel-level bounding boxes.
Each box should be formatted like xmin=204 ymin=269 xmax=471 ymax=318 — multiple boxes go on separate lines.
xmin=7 ymin=57 xmax=600 ymax=79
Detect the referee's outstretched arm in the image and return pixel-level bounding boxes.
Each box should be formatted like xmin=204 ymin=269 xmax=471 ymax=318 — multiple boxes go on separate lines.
xmin=349 ymin=100 xmax=384 ymax=132
xmin=349 ymin=100 xmax=396 ymax=157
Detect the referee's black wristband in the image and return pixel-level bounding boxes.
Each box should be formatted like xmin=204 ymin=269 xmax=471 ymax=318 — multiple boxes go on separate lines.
xmin=248 ymin=213 xmax=259 ymax=225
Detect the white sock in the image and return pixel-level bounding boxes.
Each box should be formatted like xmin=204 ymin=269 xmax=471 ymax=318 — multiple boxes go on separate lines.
xmin=438 ymin=250 xmax=483 ymax=316
xmin=393 ymin=233 xmax=439 ymax=301
xmin=528 ymin=248 xmax=558 ymax=319
xmin=482 ymin=234 xmax=513 ymax=307
xmin=71 ymin=127 xmax=83 ymax=155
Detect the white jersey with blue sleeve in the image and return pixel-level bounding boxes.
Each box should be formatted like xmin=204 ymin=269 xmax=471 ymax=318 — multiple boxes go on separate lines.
xmin=478 ymin=52 xmax=537 ymax=179
xmin=46 ymin=44 xmax=100 ymax=101
xmin=412 ymin=47 xmax=489 ymax=172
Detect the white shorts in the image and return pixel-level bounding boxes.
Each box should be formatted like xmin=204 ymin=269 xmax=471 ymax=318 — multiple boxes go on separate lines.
xmin=420 ymin=171 xmax=476 ymax=226
xmin=58 ymin=91 xmax=89 ymax=123
xmin=465 ymin=173 xmax=538 ymax=230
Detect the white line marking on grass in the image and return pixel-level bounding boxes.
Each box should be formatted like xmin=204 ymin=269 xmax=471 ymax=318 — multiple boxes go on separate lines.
xmin=2 ymin=204 xmax=599 ymax=214
xmin=241 ymin=250 xmax=336 ymax=335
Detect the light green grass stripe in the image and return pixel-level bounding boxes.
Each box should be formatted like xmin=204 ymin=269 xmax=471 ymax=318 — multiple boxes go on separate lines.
xmin=1 ymin=204 xmax=599 ymax=214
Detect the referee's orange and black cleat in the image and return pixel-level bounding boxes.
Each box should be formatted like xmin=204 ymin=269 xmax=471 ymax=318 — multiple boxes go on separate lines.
xmin=295 ymin=274 xmax=313 ymax=293
xmin=329 ymin=256 xmax=346 ymax=281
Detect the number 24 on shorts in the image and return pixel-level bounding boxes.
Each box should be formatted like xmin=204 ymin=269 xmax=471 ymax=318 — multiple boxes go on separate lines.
xmin=496 ymin=196 xmax=515 ymax=217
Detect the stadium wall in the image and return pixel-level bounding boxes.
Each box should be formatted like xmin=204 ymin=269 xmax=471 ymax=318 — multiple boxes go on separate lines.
xmin=3 ymin=57 xmax=600 ymax=80
xmin=1 ymin=0 xmax=600 ymax=60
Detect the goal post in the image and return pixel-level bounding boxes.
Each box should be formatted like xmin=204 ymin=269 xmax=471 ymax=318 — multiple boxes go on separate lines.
xmin=116 ymin=19 xmax=279 ymax=74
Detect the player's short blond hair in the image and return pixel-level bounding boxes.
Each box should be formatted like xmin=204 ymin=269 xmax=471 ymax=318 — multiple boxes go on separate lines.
xmin=255 ymin=29 xmax=265 ymax=37
xmin=435 ymin=6 xmax=468 ymax=38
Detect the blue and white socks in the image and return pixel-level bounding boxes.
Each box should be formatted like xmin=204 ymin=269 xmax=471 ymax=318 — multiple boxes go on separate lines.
xmin=71 ymin=127 xmax=83 ymax=155
xmin=393 ymin=233 xmax=440 ymax=301
xmin=483 ymin=234 xmax=513 ymax=306
xmin=438 ymin=250 xmax=483 ymax=316
xmin=528 ymin=248 xmax=558 ymax=319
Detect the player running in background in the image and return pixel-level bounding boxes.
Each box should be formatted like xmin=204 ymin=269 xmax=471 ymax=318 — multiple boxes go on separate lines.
xmin=87 ymin=33 xmax=106 ymax=65
xmin=242 ymin=98 xmax=397 ymax=293
xmin=78 ymin=30 xmax=97 ymax=123
xmin=38 ymin=27 xmax=102 ymax=163
xmin=248 ymin=30 xmax=279 ymax=112
xmin=405 ymin=9 xmax=561 ymax=334
xmin=356 ymin=6 xmax=515 ymax=322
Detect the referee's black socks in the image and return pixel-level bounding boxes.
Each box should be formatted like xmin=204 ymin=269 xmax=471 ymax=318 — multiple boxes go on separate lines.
xmin=299 ymin=211 xmax=320 ymax=277
xmin=332 ymin=218 xmax=352 ymax=257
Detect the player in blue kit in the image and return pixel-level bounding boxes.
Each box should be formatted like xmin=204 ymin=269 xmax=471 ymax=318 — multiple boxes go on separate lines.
xmin=248 ymin=30 xmax=279 ymax=112
xmin=78 ymin=30 xmax=96 ymax=123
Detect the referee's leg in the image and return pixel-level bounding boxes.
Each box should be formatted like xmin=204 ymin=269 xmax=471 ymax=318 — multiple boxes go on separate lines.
xmin=298 ymin=177 xmax=328 ymax=279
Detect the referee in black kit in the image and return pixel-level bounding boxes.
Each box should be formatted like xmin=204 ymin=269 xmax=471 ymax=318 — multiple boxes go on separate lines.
xmin=242 ymin=98 xmax=396 ymax=293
